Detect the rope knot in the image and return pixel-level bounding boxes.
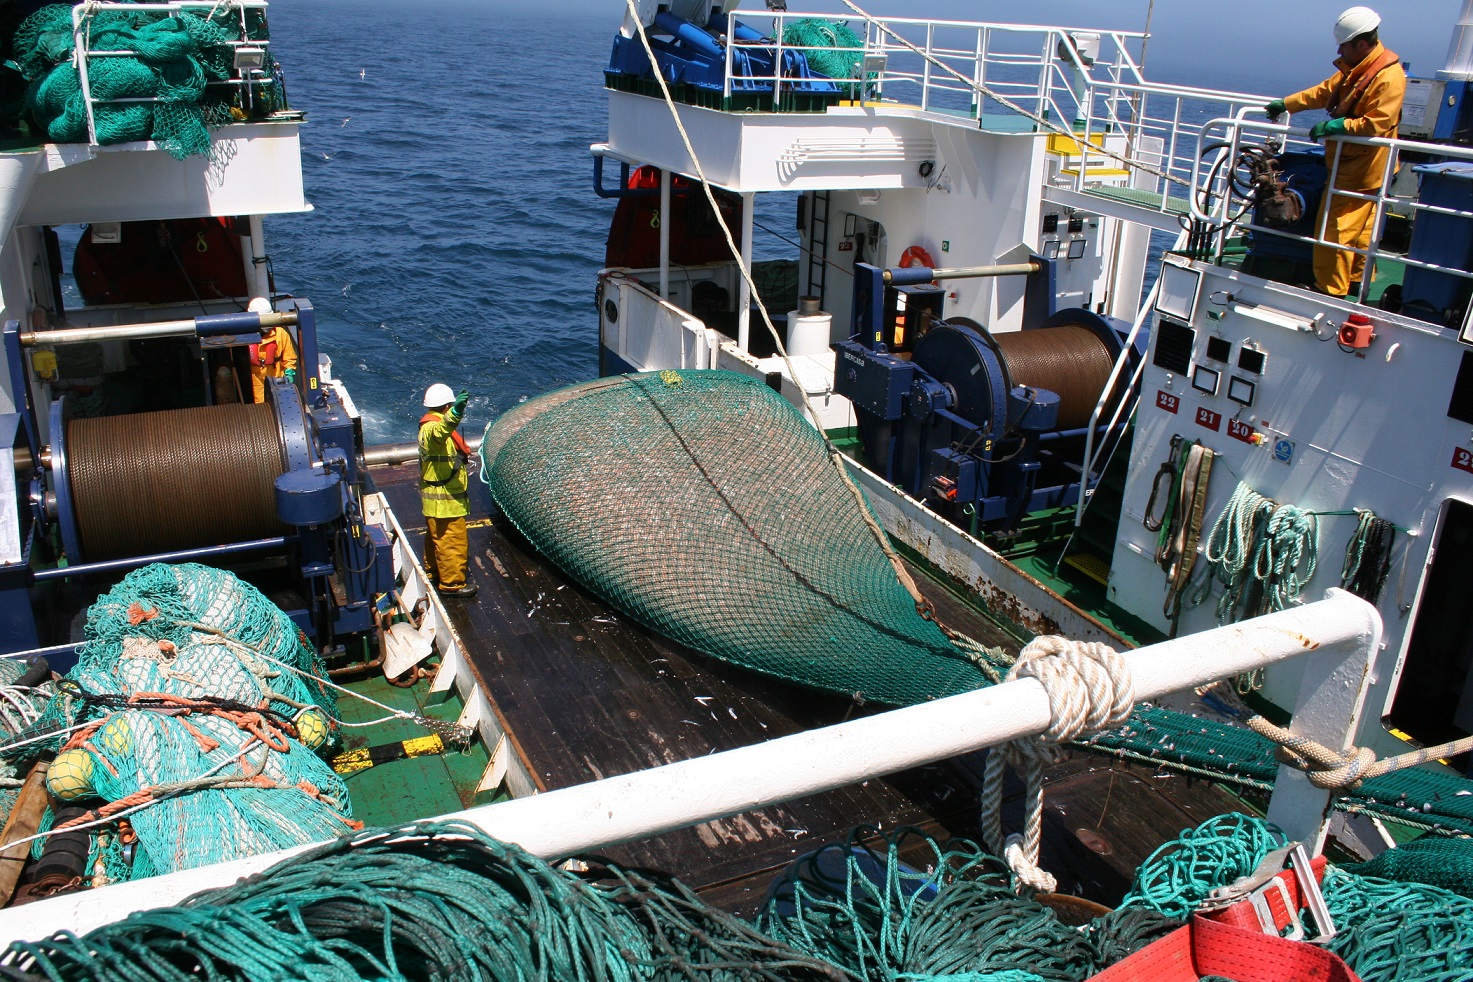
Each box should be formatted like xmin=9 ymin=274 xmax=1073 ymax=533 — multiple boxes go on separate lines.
xmin=981 ymin=636 xmax=1135 ymax=894
xmin=1009 ymin=636 xmax=1136 ymax=745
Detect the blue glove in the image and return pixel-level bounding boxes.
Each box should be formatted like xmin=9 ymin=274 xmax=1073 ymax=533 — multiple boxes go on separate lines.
xmin=452 ymin=389 xmax=470 ymax=417
xmin=1309 ymin=117 xmax=1347 ymax=142
xmin=1265 ymin=98 xmax=1286 ymax=118
xmin=283 ymin=368 xmax=297 ymax=385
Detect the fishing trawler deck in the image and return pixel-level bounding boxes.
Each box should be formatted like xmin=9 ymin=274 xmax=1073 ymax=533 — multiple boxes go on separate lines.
xmin=368 ymin=459 xmax=1247 ymax=911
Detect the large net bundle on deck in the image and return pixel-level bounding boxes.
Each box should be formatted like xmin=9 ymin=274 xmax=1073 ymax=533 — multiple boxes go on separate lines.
xmin=10 ymin=563 xmax=353 ymax=881
xmin=12 ymin=4 xmax=251 ymax=158
xmin=481 ymin=370 xmax=998 ymax=706
xmin=1 ymin=820 xmax=848 ymax=981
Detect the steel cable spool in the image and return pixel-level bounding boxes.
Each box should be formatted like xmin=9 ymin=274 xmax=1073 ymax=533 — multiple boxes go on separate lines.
xmin=993 ymin=324 xmax=1117 ymax=430
xmin=65 ymin=403 xmax=285 ymax=561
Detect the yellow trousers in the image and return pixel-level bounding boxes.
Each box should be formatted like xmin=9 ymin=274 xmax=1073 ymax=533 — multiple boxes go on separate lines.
xmin=424 ymin=515 xmax=468 ymax=590
xmin=1313 ymin=188 xmax=1378 ymax=297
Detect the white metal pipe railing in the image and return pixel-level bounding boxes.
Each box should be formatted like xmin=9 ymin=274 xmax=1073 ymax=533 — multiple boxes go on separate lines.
xmin=1072 ymin=230 xmax=1189 ymax=531
xmin=0 ymin=590 xmax=1382 ymax=944
xmin=70 ymin=0 xmax=269 ymax=147
xmin=1190 ymin=116 xmax=1473 ymax=295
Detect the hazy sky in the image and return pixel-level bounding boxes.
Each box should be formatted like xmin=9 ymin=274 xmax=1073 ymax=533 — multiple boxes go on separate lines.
xmin=485 ymin=0 xmax=1467 ymax=89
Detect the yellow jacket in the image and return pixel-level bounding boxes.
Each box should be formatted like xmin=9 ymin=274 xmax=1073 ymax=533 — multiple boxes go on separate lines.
xmin=249 ymin=324 xmax=299 ymax=402
xmin=1284 ymin=43 xmax=1406 ymax=191
xmin=419 ymin=409 xmax=470 ymax=519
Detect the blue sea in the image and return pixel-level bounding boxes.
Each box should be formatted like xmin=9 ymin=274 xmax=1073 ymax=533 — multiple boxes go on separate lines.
xmin=263 ymin=0 xmax=1320 ymax=445
xmin=265 ymin=1 xmax=620 ymax=444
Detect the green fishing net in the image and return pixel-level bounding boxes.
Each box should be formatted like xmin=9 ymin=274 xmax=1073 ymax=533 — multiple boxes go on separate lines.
xmin=780 ymin=18 xmax=865 ymax=81
xmin=12 ymin=3 xmax=273 ymax=158
xmin=6 ymin=563 xmax=353 ymax=882
xmin=481 ymin=370 xmax=998 ymax=706
xmin=1119 ymin=813 xmax=1473 ymax=982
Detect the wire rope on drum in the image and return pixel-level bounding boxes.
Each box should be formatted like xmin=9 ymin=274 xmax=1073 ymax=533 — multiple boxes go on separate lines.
xmin=65 ymin=403 xmax=286 ymax=561
xmin=993 ymin=325 xmax=1117 ymax=430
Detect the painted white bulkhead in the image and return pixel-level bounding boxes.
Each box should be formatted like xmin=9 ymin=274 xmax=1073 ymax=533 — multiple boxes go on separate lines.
xmin=1109 ymin=258 xmax=1473 ymax=752
xmin=602 ymin=90 xmax=1129 ymax=351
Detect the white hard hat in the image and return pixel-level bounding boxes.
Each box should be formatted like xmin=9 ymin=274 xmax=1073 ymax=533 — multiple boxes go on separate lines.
xmin=1333 ymin=6 xmax=1380 ymax=44
xmin=247 ymin=297 xmax=272 ymax=314
xmin=423 ymin=382 xmax=455 ymax=408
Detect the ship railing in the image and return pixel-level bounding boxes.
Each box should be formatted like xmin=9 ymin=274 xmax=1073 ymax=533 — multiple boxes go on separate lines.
xmin=1052 ymin=82 xmax=1272 ymax=227
xmin=1068 ymin=226 xmax=1192 ymax=541
xmin=717 ymin=9 xmax=1149 ymax=121
xmin=0 ymin=589 xmax=1383 ymax=943
xmin=70 ymin=0 xmax=279 ymax=148
xmin=1192 ymin=115 xmax=1473 ymax=314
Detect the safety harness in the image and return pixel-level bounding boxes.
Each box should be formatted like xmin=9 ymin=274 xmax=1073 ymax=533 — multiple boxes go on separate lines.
xmin=1144 ymin=436 xmax=1216 ymax=628
xmin=1327 ymin=45 xmax=1401 ymax=120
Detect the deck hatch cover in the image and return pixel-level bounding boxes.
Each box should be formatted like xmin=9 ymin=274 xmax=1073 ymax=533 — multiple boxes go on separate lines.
xmin=1153 ymin=317 xmax=1195 ymax=376
xmin=1449 ymin=351 xmax=1473 ymax=424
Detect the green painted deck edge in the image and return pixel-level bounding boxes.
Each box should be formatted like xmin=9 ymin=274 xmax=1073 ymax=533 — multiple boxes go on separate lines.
xmin=337 ymin=667 xmax=502 ymax=828
xmin=1006 ymin=550 xmax=1167 ymax=648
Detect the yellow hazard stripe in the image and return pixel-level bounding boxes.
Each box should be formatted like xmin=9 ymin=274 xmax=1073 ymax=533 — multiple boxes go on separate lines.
xmin=331 ymin=734 xmax=446 ymax=775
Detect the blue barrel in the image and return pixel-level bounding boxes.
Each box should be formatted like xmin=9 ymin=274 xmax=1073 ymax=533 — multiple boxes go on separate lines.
xmin=1402 ymin=162 xmax=1473 ymax=326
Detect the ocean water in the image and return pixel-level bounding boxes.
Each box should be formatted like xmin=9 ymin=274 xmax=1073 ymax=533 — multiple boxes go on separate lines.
xmin=266 ymin=1 xmax=619 ymax=444
xmin=263 ymin=0 xmax=1317 ymax=446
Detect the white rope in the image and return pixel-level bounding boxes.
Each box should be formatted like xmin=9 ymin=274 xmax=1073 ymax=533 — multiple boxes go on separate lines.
xmin=978 ymin=636 xmax=1135 ymax=893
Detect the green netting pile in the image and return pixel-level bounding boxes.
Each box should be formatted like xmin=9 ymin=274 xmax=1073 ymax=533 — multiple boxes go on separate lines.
xmin=2 ymin=563 xmax=353 ymax=883
xmin=2 ymin=814 xmax=1468 ymax=981
xmin=0 ymin=657 xmax=54 ymax=831
xmin=754 ymin=826 xmax=1177 ymax=981
xmin=480 ymin=370 xmax=1001 ymax=706
xmin=1118 ymin=813 xmax=1473 ymax=982
xmin=0 ymin=819 xmax=848 ymax=981
xmin=12 ymin=3 xmax=266 ymax=158
xmin=781 ymin=19 xmax=865 ymax=81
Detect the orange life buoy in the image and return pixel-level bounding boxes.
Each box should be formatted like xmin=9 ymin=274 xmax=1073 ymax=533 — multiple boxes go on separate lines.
xmin=899 ymin=245 xmax=935 ymax=270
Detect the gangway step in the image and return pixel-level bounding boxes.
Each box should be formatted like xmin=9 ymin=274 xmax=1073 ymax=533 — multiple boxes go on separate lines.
xmin=1080 ymin=185 xmax=1191 ymax=215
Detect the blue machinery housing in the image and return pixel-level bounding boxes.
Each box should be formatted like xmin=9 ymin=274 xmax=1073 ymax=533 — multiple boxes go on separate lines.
xmin=606 ymin=10 xmax=840 ymax=103
xmin=834 ymin=261 xmax=1143 ymax=531
xmin=0 ymin=300 xmax=392 ymax=660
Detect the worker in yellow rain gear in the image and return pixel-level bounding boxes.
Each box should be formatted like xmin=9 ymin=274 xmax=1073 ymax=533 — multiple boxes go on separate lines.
xmin=1265 ymin=6 xmax=1406 ymax=298
xmin=419 ymin=383 xmax=476 ymax=597
xmin=248 ymin=297 xmax=299 ymax=402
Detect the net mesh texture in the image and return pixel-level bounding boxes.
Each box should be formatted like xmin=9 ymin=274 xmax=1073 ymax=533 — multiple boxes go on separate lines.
xmin=12 ymin=3 xmax=277 ymax=158
xmin=6 ymin=563 xmax=353 ymax=883
xmin=481 ymin=369 xmax=995 ymax=707
xmin=4 ymin=814 xmax=1471 ymax=982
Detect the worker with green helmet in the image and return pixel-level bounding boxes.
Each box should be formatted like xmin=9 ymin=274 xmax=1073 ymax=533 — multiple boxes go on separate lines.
xmin=1264 ymin=6 xmax=1406 ymax=298
xmin=419 ymin=383 xmax=476 ymax=597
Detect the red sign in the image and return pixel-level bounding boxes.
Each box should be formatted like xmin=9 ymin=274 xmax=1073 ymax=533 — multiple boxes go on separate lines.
xmin=1195 ymin=406 xmax=1222 ymax=432
xmin=1453 ymin=447 xmax=1473 ymax=475
xmin=1155 ymin=390 xmax=1180 ymax=414
xmin=1227 ymin=418 xmax=1257 ymax=444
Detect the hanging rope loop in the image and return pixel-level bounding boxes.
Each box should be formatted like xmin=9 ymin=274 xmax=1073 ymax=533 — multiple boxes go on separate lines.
xmin=980 ymin=635 xmax=1135 ymax=894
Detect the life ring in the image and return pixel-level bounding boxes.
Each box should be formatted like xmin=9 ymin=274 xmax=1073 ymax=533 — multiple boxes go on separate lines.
xmin=899 ymin=245 xmax=935 ymax=270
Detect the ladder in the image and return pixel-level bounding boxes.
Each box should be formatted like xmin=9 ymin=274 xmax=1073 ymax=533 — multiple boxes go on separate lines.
xmin=804 ymin=190 xmax=830 ymax=306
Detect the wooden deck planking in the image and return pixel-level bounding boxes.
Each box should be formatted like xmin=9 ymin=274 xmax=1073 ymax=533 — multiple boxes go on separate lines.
xmin=370 ymin=461 xmax=1252 ymax=910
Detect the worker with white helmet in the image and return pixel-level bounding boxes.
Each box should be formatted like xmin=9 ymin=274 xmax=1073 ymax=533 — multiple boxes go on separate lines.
xmin=1263 ymin=6 xmax=1406 ymax=298
xmin=247 ymin=297 xmax=298 ymax=402
xmin=419 ymin=382 xmax=476 ymax=597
